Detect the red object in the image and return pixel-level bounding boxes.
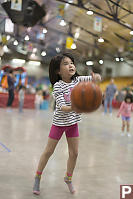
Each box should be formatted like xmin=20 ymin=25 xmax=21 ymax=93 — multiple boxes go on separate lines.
xmin=14 ymin=67 xmax=26 ymax=72
xmin=112 ymin=99 xmax=121 ymax=108
xmin=71 ymin=82 xmax=102 ymax=113
xmin=0 ymin=92 xmax=35 ymax=109
xmin=1 ymin=65 xmax=13 ymax=72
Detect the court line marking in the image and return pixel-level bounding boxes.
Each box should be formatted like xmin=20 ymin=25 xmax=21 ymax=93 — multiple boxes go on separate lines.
xmin=0 ymin=142 xmax=11 ymax=152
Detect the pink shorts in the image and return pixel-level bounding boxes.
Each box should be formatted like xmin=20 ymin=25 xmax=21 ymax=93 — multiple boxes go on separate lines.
xmin=48 ymin=123 xmax=79 ymax=140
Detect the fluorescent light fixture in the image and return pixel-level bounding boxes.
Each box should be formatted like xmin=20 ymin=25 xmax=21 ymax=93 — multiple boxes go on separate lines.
xmin=86 ymin=10 xmax=93 ymax=15
xmin=71 ymin=43 xmax=76 ymax=49
xmin=60 ymin=19 xmax=66 ymax=26
xmin=86 ymin=61 xmax=93 ymax=66
xmin=41 ymin=51 xmax=46 ymax=56
xmin=98 ymin=37 xmax=104 ymax=43
xmin=28 ymin=61 xmax=41 ymax=66
xmin=12 ymin=59 xmax=25 ymax=64
xmin=99 ymin=60 xmax=103 ymax=64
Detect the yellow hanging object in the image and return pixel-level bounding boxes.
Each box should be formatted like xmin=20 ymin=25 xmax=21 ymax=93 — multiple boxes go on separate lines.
xmin=66 ymin=37 xmax=73 ymax=49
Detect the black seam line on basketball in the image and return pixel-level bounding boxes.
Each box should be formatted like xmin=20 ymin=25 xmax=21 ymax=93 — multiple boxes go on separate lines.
xmin=91 ymin=83 xmax=97 ymax=110
xmin=81 ymin=87 xmax=86 ymax=110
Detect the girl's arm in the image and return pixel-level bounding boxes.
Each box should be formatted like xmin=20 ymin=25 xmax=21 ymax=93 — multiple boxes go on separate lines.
xmin=131 ymin=103 xmax=133 ymax=111
xmin=117 ymin=101 xmax=124 ymax=117
xmin=61 ymin=106 xmax=72 ymax=112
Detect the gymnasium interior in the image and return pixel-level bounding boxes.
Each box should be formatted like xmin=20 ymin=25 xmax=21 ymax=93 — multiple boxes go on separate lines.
xmin=0 ymin=1 xmax=133 ymax=199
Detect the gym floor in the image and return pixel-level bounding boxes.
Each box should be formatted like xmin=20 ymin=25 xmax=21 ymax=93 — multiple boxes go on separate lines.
xmin=0 ymin=107 xmax=133 ymax=199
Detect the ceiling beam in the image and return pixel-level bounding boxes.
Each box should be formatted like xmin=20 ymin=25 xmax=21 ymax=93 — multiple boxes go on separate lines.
xmin=108 ymin=0 xmax=133 ymax=14
xmin=56 ymin=0 xmax=133 ymax=30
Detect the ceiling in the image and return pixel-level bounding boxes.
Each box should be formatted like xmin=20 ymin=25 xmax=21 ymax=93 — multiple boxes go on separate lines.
xmin=0 ymin=0 xmax=133 ymax=69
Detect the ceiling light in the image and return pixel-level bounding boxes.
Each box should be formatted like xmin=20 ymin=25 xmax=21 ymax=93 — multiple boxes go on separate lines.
xmin=13 ymin=40 xmax=18 ymax=45
xmin=30 ymin=53 xmax=36 ymax=58
xmin=71 ymin=43 xmax=76 ymax=49
xmin=43 ymin=28 xmax=47 ymax=34
xmin=130 ymin=31 xmax=133 ymax=35
xmin=99 ymin=60 xmax=103 ymax=64
xmin=12 ymin=59 xmax=25 ymax=64
xmin=28 ymin=61 xmax=41 ymax=66
xmin=86 ymin=10 xmax=93 ymax=15
xmin=33 ymin=48 xmax=37 ymax=53
xmin=86 ymin=61 xmax=93 ymax=66
xmin=115 ymin=57 xmax=119 ymax=61
xmin=41 ymin=51 xmax=46 ymax=56
xmin=98 ymin=37 xmax=104 ymax=43
xmin=74 ymin=32 xmax=79 ymax=39
xmin=3 ymin=45 xmax=9 ymax=52
xmin=56 ymin=47 xmax=60 ymax=53
xmin=25 ymin=35 xmax=29 ymax=41
xmin=60 ymin=19 xmax=66 ymax=26
xmin=7 ymin=35 xmax=10 ymax=40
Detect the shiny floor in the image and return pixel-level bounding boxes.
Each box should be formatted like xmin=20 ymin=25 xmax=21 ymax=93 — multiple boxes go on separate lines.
xmin=0 ymin=107 xmax=133 ymax=199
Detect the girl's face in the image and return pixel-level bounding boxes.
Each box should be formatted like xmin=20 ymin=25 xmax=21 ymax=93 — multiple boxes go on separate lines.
xmin=126 ymin=98 xmax=131 ymax=103
xmin=58 ymin=57 xmax=76 ymax=82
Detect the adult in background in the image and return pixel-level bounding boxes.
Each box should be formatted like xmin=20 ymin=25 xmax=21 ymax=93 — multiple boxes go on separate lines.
xmin=104 ymin=78 xmax=117 ymax=115
xmin=6 ymin=69 xmax=16 ymax=112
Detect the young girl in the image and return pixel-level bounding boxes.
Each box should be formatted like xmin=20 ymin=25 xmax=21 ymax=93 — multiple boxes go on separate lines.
xmin=117 ymin=93 xmax=133 ymax=136
xmin=33 ymin=53 xmax=101 ymax=195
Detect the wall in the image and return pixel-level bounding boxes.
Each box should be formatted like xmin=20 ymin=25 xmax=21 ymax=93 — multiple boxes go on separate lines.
xmin=0 ymin=59 xmax=49 ymax=78
xmin=102 ymin=60 xmax=133 ymax=78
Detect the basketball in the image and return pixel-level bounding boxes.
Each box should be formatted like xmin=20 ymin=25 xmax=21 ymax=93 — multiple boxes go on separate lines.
xmin=71 ymin=82 xmax=102 ymax=113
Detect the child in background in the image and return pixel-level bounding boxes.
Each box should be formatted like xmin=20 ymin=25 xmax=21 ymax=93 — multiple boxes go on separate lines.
xmin=35 ymin=90 xmax=43 ymax=110
xmin=18 ymin=85 xmax=26 ymax=113
xmin=117 ymin=93 xmax=133 ymax=136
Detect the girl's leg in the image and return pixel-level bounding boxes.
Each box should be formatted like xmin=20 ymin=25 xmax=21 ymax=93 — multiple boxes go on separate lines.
xmin=64 ymin=137 xmax=79 ymax=193
xmin=66 ymin=137 xmax=79 ymax=175
xmin=122 ymin=120 xmax=125 ymax=132
xmin=126 ymin=121 xmax=131 ymax=136
xmin=33 ymin=138 xmax=59 ymax=195
xmin=37 ymin=138 xmax=59 ymax=172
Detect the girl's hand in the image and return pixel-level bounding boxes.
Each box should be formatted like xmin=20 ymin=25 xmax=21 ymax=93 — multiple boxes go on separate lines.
xmin=91 ymin=72 xmax=101 ymax=83
xmin=71 ymin=104 xmax=82 ymax=113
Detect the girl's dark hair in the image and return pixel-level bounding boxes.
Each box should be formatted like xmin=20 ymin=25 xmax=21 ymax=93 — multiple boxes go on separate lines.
xmin=124 ymin=93 xmax=133 ymax=103
xmin=49 ymin=53 xmax=79 ymax=86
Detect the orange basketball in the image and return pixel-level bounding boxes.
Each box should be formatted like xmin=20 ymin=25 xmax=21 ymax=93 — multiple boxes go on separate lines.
xmin=71 ymin=82 xmax=102 ymax=113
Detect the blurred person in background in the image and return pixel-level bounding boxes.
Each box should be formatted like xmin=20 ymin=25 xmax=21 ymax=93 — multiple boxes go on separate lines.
xmin=18 ymin=85 xmax=26 ymax=113
xmin=6 ymin=69 xmax=16 ymax=112
xmin=35 ymin=90 xmax=43 ymax=111
xmin=104 ymin=78 xmax=117 ymax=115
